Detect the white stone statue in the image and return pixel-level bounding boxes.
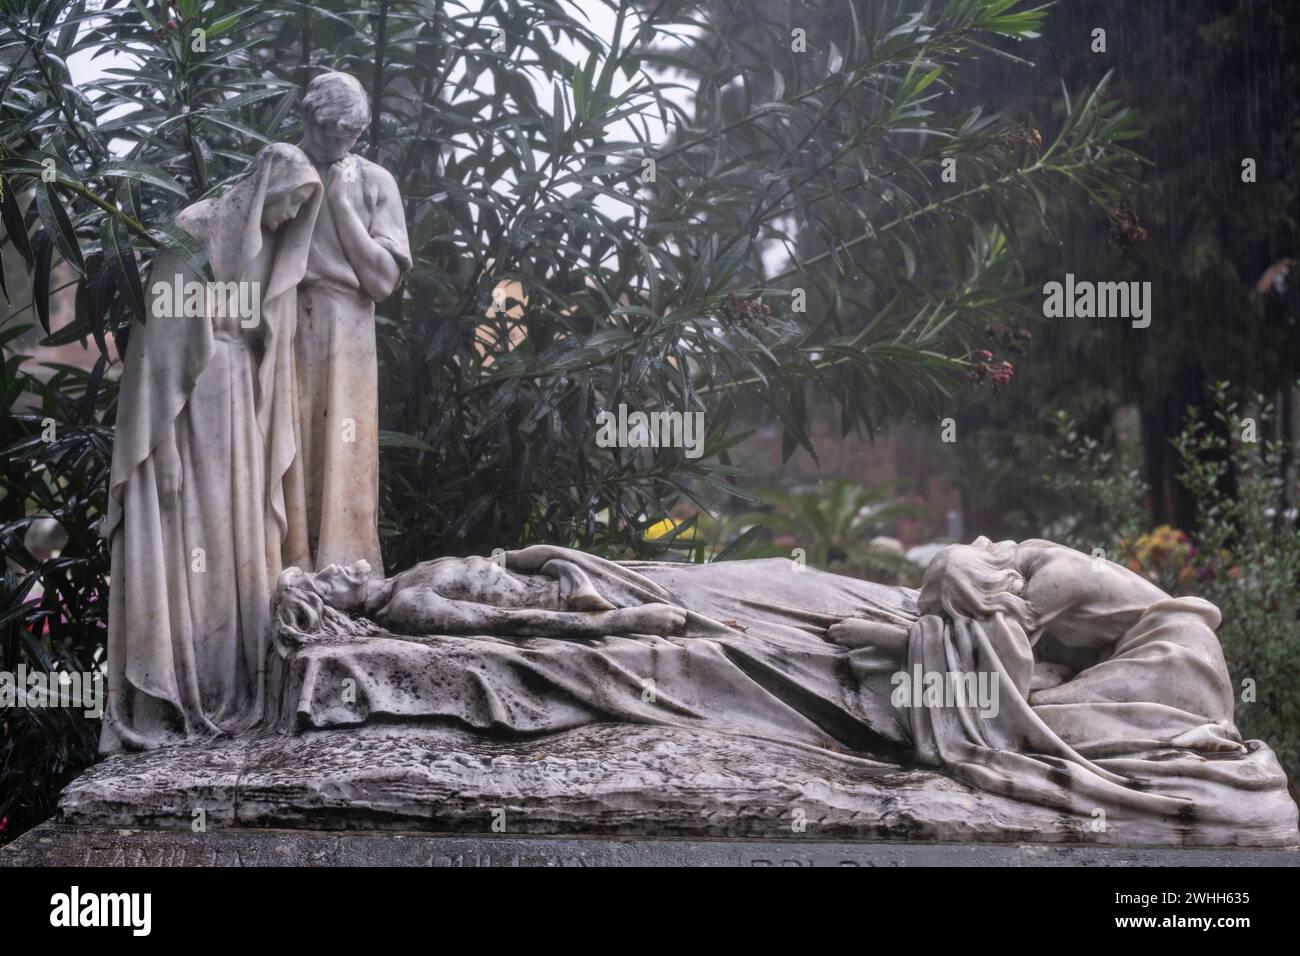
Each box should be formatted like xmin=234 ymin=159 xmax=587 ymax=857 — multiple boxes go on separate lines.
xmin=86 ymin=77 xmax=1294 ymax=847
xmin=282 ymin=71 xmax=412 ymax=576
xmin=102 ymin=143 xmax=323 ymax=752
xmin=271 ymin=538 xmax=1300 ymax=845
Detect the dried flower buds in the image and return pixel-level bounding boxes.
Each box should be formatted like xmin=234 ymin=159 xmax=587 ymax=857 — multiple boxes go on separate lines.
xmin=964 ymin=352 xmax=1015 ymax=395
xmin=999 ymin=125 xmax=1043 ymax=151
xmin=720 ymin=292 xmax=771 ymax=326
xmin=1106 ymin=205 xmax=1148 ymax=248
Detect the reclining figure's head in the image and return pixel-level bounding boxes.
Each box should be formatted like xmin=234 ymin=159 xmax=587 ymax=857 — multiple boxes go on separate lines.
xmin=283 ymin=560 xmax=375 ymax=613
xmin=919 ymin=538 xmax=1035 ymax=631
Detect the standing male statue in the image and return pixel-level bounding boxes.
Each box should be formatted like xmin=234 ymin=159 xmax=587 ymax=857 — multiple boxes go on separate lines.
xmin=285 ymin=71 xmax=411 ymax=575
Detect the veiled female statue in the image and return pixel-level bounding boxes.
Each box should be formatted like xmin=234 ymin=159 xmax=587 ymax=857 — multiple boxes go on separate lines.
xmin=102 ymin=144 xmax=323 ymax=752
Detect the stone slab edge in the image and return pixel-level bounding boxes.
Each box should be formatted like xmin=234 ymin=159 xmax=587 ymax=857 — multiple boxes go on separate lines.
xmin=4 ymin=822 xmax=1298 ymax=867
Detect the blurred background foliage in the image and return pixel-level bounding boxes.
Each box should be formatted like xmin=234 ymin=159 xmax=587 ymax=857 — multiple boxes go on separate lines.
xmin=937 ymin=0 xmax=1299 ymax=540
xmin=1 ymin=0 xmax=1296 ymax=835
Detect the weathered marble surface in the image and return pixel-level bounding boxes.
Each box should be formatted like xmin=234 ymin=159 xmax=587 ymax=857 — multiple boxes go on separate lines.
xmin=268 ymin=543 xmax=1300 ymax=846
xmin=6 ymin=823 xmax=1297 ymax=868
xmin=102 ymin=142 xmax=323 ymax=754
xmin=44 ymin=723 xmax=1296 ymax=846
xmin=102 ymin=71 xmax=411 ymax=756
xmin=286 ymin=70 xmax=411 ymax=575
xmin=83 ymin=532 xmax=1300 ymax=850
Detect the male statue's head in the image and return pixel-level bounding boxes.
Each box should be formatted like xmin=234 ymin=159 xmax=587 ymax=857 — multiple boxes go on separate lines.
xmin=300 ymin=71 xmax=370 ymax=164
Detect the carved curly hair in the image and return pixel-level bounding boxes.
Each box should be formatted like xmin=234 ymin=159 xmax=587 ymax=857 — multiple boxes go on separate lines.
xmin=918 ymin=537 xmax=1037 ymax=632
xmin=302 ymin=71 xmax=370 ymax=130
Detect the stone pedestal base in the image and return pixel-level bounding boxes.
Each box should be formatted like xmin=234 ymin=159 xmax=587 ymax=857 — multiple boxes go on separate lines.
xmin=4 ymin=823 xmax=1297 ymax=867
xmin=14 ymin=723 xmax=1299 ymax=852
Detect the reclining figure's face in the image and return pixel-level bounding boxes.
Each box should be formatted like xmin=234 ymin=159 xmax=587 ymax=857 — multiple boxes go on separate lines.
xmin=283 ymin=561 xmax=373 ymax=612
xmin=918 ymin=539 xmax=1031 ymax=628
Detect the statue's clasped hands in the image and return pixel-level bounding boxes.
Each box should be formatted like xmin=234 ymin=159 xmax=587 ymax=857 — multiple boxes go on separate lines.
xmin=324 ymin=160 xmax=356 ymax=205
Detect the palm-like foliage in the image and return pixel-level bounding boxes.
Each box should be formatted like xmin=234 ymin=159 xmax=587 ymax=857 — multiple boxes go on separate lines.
xmin=741 ymin=478 xmax=921 ymax=572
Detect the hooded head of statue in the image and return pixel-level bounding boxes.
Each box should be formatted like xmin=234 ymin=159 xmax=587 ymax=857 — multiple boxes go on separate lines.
xmin=177 ymin=141 xmax=323 ymax=303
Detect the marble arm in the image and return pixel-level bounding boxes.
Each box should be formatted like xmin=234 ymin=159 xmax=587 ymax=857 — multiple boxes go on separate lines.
xmin=326 ymin=173 xmax=402 ymax=302
xmin=378 ymin=588 xmax=687 ymax=639
xmin=829 ymin=612 xmax=1073 ymax=690
xmin=826 ymin=618 xmax=910 ymax=656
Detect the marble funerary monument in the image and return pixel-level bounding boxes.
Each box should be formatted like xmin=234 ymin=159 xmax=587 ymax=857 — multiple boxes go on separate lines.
xmin=6 ymin=72 xmax=1297 ymax=864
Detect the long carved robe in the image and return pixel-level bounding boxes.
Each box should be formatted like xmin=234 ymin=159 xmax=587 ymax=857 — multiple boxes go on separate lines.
xmin=281 ymin=155 xmax=411 ymax=575
xmin=906 ymin=539 xmax=1298 ymax=845
xmin=101 ymin=146 xmax=322 ymax=752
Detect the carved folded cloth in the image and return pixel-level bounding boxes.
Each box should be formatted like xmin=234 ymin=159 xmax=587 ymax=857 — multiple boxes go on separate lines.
xmin=267 ymin=544 xmax=1298 ymax=845
xmin=269 ymin=548 xmax=916 ymax=757
xmin=906 ymin=598 xmax=1298 ymax=845
xmin=102 ymin=145 xmax=323 ymax=754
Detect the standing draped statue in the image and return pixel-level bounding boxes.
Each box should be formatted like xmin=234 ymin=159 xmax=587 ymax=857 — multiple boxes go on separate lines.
xmin=101 ymin=143 xmax=323 ymax=752
xmin=281 ymin=71 xmax=412 ymax=576
xmin=102 ymin=72 xmax=410 ymax=753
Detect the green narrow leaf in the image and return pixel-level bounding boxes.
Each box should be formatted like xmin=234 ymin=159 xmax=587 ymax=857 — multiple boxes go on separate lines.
xmin=551 ymin=82 xmax=566 ymax=159
xmin=378 ymin=430 xmax=437 ymax=451
xmin=827 ymin=42 xmax=844 ymax=74
xmin=81 ymin=354 xmax=107 ymax=424
xmin=147 ymin=224 xmax=211 ymax=283
xmin=0 ymin=176 xmax=35 ymax=268
xmin=206 ymin=12 xmax=241 ymax=38
xmin=34 ymin=181 xmax=85 ymax=279
xmin=32 ymin=233 xmax=53 ymax=335
xmin=86 ymin=258 xmax=115 ymax=358
xmin=93 ymin=160 xmax=188 ymax=199
xmin=130 ymin=0 xmax=160 ymax=29
xmin=100 ymin=219 xmax=145 ymax=324
xmin=572 ymin=61 xmax=588 ymax=120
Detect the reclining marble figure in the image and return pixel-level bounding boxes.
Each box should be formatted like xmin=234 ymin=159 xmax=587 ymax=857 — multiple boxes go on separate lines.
xmin=270 ymin=537 xmax=1300 ymax=846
